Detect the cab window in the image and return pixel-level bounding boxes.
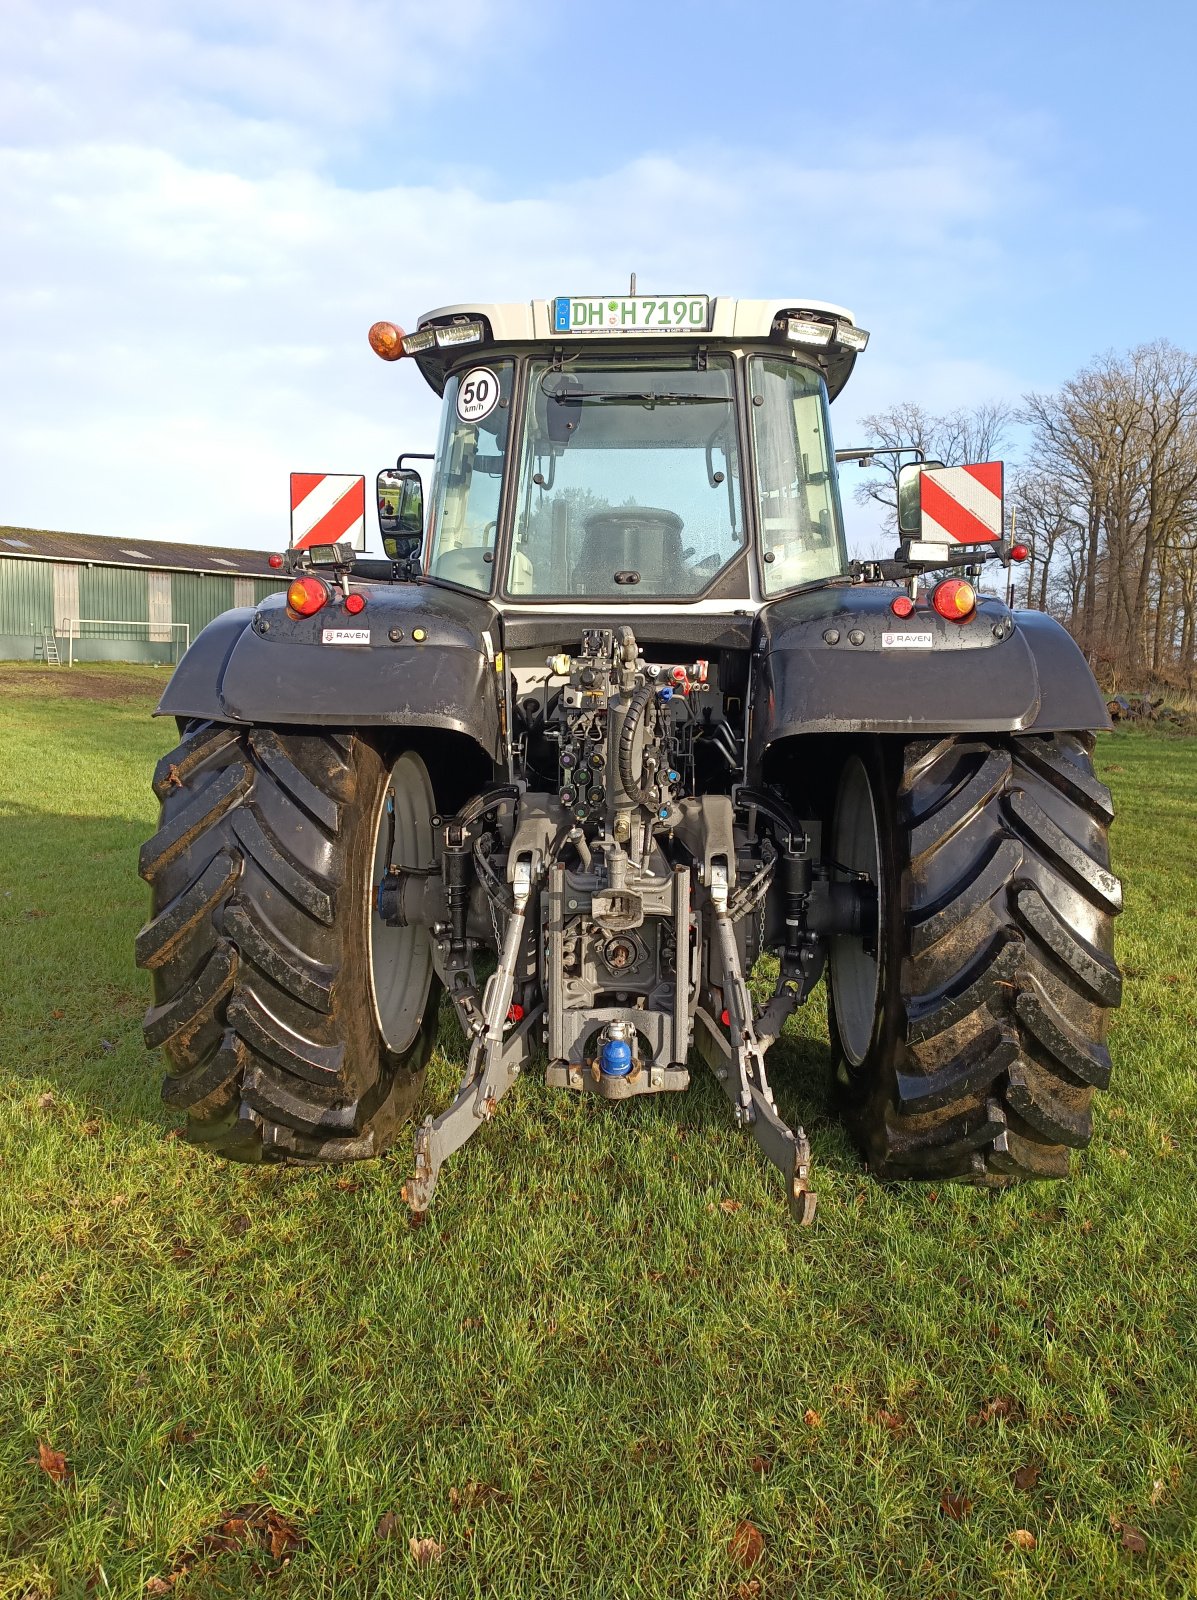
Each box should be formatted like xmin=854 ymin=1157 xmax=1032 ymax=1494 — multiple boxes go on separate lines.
xmin=748 ymin=358 xmax=846 ymax=592
xmin=424 ymin=362 xmax=513 ymax=592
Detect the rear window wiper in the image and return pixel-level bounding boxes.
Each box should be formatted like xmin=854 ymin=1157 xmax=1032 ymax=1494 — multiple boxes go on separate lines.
xmin=547 ymin=389 xmax=731 ymax=407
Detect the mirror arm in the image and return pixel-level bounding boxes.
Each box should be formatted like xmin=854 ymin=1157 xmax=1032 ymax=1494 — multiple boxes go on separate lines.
xmin=834 ymin=445 xmax=927 ymax=465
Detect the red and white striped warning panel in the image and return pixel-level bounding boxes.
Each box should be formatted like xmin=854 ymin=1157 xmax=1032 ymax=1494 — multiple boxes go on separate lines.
xmin=919 ymin=462 xmax=1004 ymax=544
xmin=290 ymin=473 xmax=366 ymax=550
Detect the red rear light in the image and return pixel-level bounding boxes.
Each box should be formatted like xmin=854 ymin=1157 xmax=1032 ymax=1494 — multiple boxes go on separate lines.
xmin=1010 ymin=542 xmax=1030 ymax=562
xmin=286 ymin=575 xmax=330 ymax=617
xmin=268 ymin=553 xmax=284 ymax=570
xmin=931 ymin=578 xmax=977 ymax=622
xmin=344 ymin=592 xmax=366 ymax=615
xmin=720 ymin=1008 xmax=731 ymax=1027
xmin=890 ymin=594 xmax=915 ymax=618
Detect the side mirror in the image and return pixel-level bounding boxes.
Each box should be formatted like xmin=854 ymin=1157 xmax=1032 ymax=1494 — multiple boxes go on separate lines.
xmin=896 ymin=459 xmax=946 ymax=535
xmin=377 ymin=467 xmax=423 ymax=562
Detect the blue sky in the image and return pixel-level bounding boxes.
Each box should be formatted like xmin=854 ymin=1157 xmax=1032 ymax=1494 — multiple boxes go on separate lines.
xmin=2 ymin=0 xmax=1194 ymax=552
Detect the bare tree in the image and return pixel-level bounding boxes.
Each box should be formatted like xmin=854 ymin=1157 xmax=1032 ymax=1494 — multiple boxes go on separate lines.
xmin=1021 ymin=340 xmax=1197 ymax=686
xmin=850 ymin=400 xmax=1015 ymax=530
xmin=1008 ymin=467 xmax=1075 ymax=610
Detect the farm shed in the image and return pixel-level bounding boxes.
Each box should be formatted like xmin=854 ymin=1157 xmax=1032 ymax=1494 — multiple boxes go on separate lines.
xmin=0 ymin=527 xmax=287 ymax=665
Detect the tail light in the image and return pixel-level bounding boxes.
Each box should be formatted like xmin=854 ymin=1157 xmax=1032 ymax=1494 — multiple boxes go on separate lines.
xmin=344 ymin=592 xmax=366 ymax=615
xmin=890 ymin=594 xmax=915 ymax=618
xmin=931 ymin=578 xmax=977 ymax=622
xmin=1010 ymin=542 xmax=1030 ymax=562
xmin=287 ymin=575 xmax=330 ymax=617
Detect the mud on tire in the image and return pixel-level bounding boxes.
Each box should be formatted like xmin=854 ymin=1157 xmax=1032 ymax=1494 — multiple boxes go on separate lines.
xmin=136 ymin=722 xmax=440 ymax=1161
xmin=832 ymin=731 xmax=1123 ymax=1183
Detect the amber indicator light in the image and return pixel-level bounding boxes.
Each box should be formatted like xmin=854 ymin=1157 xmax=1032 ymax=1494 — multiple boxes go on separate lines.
xmin=368 ymin=321 xmax=406 ymax=361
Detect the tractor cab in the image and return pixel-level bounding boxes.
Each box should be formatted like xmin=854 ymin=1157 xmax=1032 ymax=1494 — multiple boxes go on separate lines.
xmin=370 ymin=295 xmax=868 ymax=608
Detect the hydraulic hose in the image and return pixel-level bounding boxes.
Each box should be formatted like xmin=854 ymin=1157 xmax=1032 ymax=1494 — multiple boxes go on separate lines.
xmin=618 ymin=682 xmax=658 ymax=806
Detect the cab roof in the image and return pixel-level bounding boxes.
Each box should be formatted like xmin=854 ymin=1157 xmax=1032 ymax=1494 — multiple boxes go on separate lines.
xmin=410 ymin=297 xmax=866 ymax=401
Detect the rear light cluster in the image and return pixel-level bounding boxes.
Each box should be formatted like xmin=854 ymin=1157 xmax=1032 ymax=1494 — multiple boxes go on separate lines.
xmin=287 ymin=576 xmax=329 ymax=616
xmin=931 ymin=578 xmax=977 ymax=621
xmin=889 ymin=580 xmax=978 ymax=624
xmin=284 ymin=578 xmax=369 ymax=620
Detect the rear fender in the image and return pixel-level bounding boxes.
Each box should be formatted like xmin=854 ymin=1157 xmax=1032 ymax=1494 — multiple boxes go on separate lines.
xmin=157 ymin=582 xmax=503 ymax=759
xmin=750 ymin=587 xmax=1109 ymax=765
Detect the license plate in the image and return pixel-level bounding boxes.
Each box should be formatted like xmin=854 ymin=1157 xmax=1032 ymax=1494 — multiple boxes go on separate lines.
xmin=552 ymin=295 xmax=710 ymax=335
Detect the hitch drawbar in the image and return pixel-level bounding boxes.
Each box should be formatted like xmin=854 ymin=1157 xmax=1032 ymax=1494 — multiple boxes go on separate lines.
xmin=389 ymin=626 xmax=826 ymax=1225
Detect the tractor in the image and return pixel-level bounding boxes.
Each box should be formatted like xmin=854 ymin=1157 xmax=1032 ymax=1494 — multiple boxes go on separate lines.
xmin=136 ymin=291 xmax=1122 ymax=1221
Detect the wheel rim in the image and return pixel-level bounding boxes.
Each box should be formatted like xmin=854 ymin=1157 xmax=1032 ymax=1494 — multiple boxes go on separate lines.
xmin=367 ymin=752 xmax=435 ymax=1054
xmin=829 ymin=755 xmax=883 ymax=1068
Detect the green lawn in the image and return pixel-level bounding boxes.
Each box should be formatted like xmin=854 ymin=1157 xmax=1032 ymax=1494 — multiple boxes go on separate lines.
xmin=1 ymin=661 xmax=1194 ymax=1600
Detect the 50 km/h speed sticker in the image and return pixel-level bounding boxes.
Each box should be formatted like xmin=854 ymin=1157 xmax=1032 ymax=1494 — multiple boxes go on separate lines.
xmin=456 ymin=368 xmax=501 ymax=423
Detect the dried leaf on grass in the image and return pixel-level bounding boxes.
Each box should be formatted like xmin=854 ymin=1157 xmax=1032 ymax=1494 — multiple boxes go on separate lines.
xmin=36 ymin=1092 xmax=56 ymax=1112
xmin=33 ymin=1442 xmax=69 ymax=1483
xmin=973 ymin=1395 xmax=1016 ymax=1424
xmin=162 ymin=1503 xmax=304 ymax=1584
xmin=748 ymin=1454 xmax=772 ymax=1475
xmin=803 ymin=1408 xmax=822 ymax=1428
xmin=448 ymin=1480 xmax=510 ymax=1510
xmin=1008 ymin=1528 xmax=1037 ymax=1550
xmin=145 ymin=1578 xmax=174 ymax=1595
xmin=1012 ymin=1463 xmax=1041 ymax=1492
xmin=1111 ymin=1518 xmax=1147 ymax=1554
xmin=876 ymin=1410 xmax=904 ymax=1435
xmin=939 ymin=1490 xmax=973 ymax=1521
xmin=376 ymin=1510 xmax=401 ymax=1540
xmin=719 ymin=1198 xmax=743 ymax=1213
xmin=729 ymin=1520 xmax=765 ymax=1568
xmin=409 ymin=1536 xmax=445 ymax=1567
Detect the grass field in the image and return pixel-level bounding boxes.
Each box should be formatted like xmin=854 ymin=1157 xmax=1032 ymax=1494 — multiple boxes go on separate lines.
xmin=1 ymin=660 xmax=1194 ymax=1600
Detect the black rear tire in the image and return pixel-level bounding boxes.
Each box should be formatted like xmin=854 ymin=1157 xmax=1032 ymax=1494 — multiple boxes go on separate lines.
xmin=136 ymin=722 xmax=441 ymax=1161
xmin=829 ymin=731 xmax=1122 ymax=1182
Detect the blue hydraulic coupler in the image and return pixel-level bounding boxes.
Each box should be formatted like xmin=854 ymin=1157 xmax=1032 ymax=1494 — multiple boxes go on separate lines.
xmin=599 ymin=1036 xmax=634 ymax=1077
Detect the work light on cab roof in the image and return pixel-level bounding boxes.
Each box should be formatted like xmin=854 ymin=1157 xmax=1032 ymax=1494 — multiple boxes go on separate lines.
xmin=135 ymin=279 xmax=1123 ymax=1240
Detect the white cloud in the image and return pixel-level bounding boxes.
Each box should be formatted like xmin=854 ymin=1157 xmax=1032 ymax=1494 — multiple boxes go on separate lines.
xmin=0 ymin=3 xmax=1060 ymax=551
